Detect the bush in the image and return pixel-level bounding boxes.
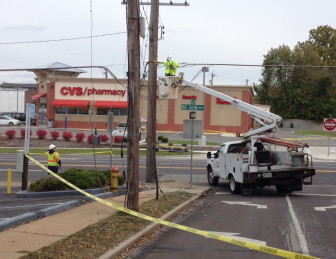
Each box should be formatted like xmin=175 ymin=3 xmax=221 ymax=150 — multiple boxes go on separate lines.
xmin=101 ymin=134 xmax=109 ymax=143
xmin=290 ymin=122 xmax=294 ymax=128
xmin=279 ymin=122 xmax=284 ymax=128
xmin=28 ymin=168 xmax=125 ymax=192
xmin=36 ymin=129 xmax=47 ymax=139
xmin=5 ymin=130 xmax=16 ymax=139
xmin=168 ymin=142 xmax=174 ymax=146
xmin=75 ymin=132 xmax=85 ymax=142
xmin=162 ymin=137 xmax=168 ymax=143
xmin=50 ymin=131 xmax=60 ymax=140
xmin=158 ymin=135 xmax=164 ymax=141
xmin=62 ymin=131 xmax=73 ymax=141
xmin=20 ymin=129 xmax=32 ymax=139
xmin=113 ymin=135 xmax=124 ymax=143
xmin=181 ymin=143 xmax=187 ymax=147
xmin=87 ymin=134 xmax=93 ymax=144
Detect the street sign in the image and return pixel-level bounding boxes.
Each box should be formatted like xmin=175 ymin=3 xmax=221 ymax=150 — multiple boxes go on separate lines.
xmin=190 ymin=99 xmax=196 ymax=105
xmin=30 ymin=104 xmax=35 ymax=117
xmin=190 ymin=111 xmax=196 ymax=119
xmin=323 ymin=118 xmax=336 ymax=131
xmin=181 ymin=104 xmax=204 ymax=111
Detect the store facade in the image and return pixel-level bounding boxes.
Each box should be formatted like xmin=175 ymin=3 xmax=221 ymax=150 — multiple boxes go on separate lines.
xmin=31 ymin=64 xmax=254 ymax=133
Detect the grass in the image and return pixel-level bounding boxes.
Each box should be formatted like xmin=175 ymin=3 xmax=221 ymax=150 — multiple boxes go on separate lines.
xmin=0 ymin=148 xmax=202 ymax=156
xmin=19 ymin=191 xmax=193 ymax=259
xmin=295 ymin=130 xmax=336 ymax=138
xmin=166 ymin=140 xmax=221 ymax=146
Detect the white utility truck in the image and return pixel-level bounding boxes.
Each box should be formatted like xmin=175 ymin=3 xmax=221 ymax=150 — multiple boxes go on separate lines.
xmin=159 ymin=73 xmax=315 ymax=194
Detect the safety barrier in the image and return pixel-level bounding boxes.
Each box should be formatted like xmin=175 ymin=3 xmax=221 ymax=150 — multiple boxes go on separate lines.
xmin=25 ymin=154 xmax=319 ymax=259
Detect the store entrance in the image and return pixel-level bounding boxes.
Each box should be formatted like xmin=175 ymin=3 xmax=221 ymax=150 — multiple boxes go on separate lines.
xmin=39 ymin=109 xmax=47 ymax=127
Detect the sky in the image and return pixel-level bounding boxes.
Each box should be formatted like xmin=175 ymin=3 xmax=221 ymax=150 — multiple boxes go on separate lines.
xmin=0 ymin=0 xmax=335 ymax=86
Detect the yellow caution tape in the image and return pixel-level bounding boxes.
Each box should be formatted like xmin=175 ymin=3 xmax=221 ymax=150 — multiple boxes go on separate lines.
xmin=25 ymin=154 xmax=320 ymax=259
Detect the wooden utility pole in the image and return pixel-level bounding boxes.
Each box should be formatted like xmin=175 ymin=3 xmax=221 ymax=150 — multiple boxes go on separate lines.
xmin=146 ymin=0 xmax=159 ymax=183
xmin=126 ymin=0 xmax=141 ymax=211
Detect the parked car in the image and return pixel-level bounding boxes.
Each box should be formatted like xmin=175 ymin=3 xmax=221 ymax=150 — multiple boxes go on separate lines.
xmin=0 ymin=112 xmax=36 ymax=125
xmin=112 ymin=123 xmax=141 ymax=141
xmin=0 ymin=115 xmax=21 ymax=126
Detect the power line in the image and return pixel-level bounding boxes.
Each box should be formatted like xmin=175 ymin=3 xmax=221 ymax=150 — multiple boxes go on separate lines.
xmin=184 ymin=63 xmax=336 ymax=68
xmin=0 ymin=32 xmax=126 ymax=45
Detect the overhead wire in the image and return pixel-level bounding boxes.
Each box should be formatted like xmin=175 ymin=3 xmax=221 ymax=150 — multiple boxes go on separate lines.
xmin=0 ymin=32 xmax=126 ymax=45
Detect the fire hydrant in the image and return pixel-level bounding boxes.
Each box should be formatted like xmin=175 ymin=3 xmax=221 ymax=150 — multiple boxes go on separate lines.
xmin=111 ymin=166 xmax=122 ymax=193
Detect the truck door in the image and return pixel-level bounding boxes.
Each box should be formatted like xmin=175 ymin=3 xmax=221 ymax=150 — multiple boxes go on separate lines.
xmin=213 ymin=144 xmax=226 ymax=176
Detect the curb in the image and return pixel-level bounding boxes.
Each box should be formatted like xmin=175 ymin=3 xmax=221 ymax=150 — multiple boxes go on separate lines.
xmin=99 ymin=193 xmax=204 ymax=259
xmin=37 ymin=200 xmax=81 ymax=218
xmin=0 ymin=192 xmax=115 ymax=233
xmin=17 ymin=187 xmax=111 ymax=198
xmin=0 ymin=213 xmax=37 ymax=232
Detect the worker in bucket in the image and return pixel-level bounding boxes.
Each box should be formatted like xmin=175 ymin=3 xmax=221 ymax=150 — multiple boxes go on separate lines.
xmin=164 ymin=54 xmax=180 ymax=76
xmin=45 ymin=144 xmax=62 ymax=174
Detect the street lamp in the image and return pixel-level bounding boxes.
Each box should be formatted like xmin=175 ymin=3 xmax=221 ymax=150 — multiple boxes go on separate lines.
xmin=200 ymin=66 xmax=209 ymax=147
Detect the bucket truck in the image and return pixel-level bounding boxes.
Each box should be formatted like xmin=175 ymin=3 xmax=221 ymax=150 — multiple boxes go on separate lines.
xmin=159 ymin=73 xmax=315 ymax=194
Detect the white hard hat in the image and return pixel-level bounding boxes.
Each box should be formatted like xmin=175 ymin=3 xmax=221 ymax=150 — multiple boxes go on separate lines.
xmin=49 ymin=144 xmax=56 ymax=150
xmin=167 ymin=54 xmax=172 ymax=60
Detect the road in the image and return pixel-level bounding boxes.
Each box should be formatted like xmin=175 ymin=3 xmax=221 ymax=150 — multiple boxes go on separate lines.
xmin=1 ymin=125 xmax=335 ymax=146
xmin=128 ymin=164 xmax=336 ymax=259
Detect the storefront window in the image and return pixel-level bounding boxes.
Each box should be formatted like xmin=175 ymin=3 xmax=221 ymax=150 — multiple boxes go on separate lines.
xmin=96 ymin=108 xmax=128 ymax=116
xmin=55 ymin=107 xmax=89 ymax=115
xmin=78 ymin=107 xmax=89 ymax=114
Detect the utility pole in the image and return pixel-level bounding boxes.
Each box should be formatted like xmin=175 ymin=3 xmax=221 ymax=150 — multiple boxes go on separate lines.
xmin=146 ymin=0 xmax=159 ymax=183
xmin=210 ymin=72 xmax=216 ymax=85
xmin=199 ymin=66 xmax=208 ymax=146
xmin=126 ymin=0 xmax=141 ymax=211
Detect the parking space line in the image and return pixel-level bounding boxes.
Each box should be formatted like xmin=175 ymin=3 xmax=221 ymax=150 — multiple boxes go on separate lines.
xmin=285 ymin=195 xmax=309 ymax=255
xmin=0 ymin=203 xmax=63 ymax=210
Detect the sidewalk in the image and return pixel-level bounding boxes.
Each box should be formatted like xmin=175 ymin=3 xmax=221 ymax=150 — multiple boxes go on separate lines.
xmin=0 ymin=181 xmax=205 ymax=259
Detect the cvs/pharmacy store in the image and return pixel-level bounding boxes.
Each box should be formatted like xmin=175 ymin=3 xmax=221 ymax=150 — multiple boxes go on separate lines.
xmin=31 ymin=64 xmax=254 ymax=132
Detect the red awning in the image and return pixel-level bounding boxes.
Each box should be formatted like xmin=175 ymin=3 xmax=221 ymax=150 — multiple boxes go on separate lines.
xmin=94 ymin=101 xmax=128 ymax=108
xmin=52 ymin=100 xmax=90 ymax=107
xmin=30 ymin=93 xmax=46 ymax=100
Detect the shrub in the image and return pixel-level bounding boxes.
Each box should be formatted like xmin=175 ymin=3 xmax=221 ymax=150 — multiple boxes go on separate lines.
xmin=101 ymin=134 xmax=109 ymax=143
xmin=20 ymin=129 xmax=32 ymax=139
xmin=113 ymin=135 xmax=124 ymax=143
xmin=36 ymin=129 xmax=47 ymax=139
xmin=162 ymin=137 xmax=168 ymax=143
xmin=75 ymin=132 xmax=85 ymax=142
xmin=87 ymin=134 xmax=93 ymax=144
xmin=50 ymin=131 xmax=60 ymax=140
xmin=279 ymin=122 xmax=284 ymax=128
xmin=168 ymin=142 xmax=174 ymax=146
xmin=181 ymin=143 xmax=187 ymax=147
xmin=290 ymin=122 xmax=294 ymax=128
xmin=5 ymin=130 xmax=16 ymax=139
xmin=158 ymin=135 xmax=164 ymax=141
xmin=29 ymin=168 xmax=111 ymax=192
xmin=62 ymin=131 xmax=73 ymax=141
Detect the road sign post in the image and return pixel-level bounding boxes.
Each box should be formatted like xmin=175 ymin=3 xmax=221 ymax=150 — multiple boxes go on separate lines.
xmin=323 ymin=117 xmax=336 ymax=156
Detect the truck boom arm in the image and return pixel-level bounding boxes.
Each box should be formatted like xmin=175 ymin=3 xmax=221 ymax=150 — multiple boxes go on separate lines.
xmin=178 ymin=75 xmax=282 ymax=138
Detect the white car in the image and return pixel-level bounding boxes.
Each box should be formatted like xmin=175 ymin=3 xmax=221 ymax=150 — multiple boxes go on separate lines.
xmin=0 ymin=115 xmax=21 ymax=126
xmin=112 ymin=123 xmax=141 ymax=141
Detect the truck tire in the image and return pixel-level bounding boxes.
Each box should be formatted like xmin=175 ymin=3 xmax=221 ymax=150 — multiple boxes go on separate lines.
xmin=229 ymin=175 xmax=241 ymax=194
xmin=276 ymin=185 xmax=293 ymax=194
xmin=207 ymin=167 xmax=219 ymax=186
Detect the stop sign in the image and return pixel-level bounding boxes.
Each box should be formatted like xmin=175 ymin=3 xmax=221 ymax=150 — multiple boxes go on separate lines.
xmin=324 ymin=118 xmax=336 ymax=131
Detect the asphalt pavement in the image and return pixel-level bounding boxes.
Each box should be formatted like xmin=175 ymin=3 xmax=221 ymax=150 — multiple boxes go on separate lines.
xmin=130 ymin=172 xmax=336 ymax=259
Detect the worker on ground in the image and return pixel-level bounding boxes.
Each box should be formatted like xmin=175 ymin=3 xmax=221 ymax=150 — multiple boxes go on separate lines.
xmin=45 ymin=144 xmax=61 ymax=174
xmin=164 ymin=54 xmax=180 ymax=76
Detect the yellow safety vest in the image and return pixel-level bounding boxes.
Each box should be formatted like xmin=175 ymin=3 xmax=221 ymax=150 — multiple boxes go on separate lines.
xmin=45 ymin=151 xmax=61 ymax=166
xmin=164 ymin=60 xmax=180 ymax=76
